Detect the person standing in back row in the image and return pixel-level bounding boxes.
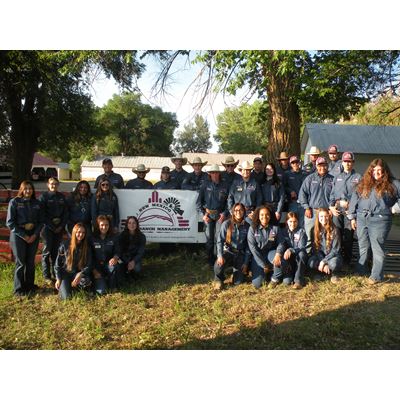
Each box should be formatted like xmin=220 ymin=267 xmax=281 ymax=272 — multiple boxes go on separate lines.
xmin=125 ymin=164 xmax=153 ymax=189
xmin=327 ymin=144 xmax=343 ymax=177
xmin=94 ymin=158 xmax=124 ymax=189
xmin=7 ymin=181 xmax=44 ymax=296
xmin=170 ymin=154 xmax=189 ymax=189
xmin=181 ymin=157 xmax=209 ymax=191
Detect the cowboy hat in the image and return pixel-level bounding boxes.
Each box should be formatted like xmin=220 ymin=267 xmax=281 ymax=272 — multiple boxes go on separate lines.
xmin=222 ymin=155 xmax=239 ymax=167
xmin=207 ymin=164 xmax=222 ymax=173
xmin=132 ymin=164 xmax=150 ymax=174
xmin=170 ymin=154 xmax=188 ymax=165
xmin=238 ymin=160 xmax=253 ymax=171
xmin=276 ymin=152 xmax=289 ymax=160
xmin=307 ymin=146 xmax=321 ymax=155
xmin=189 ymin=156 xmax=208 ymax=166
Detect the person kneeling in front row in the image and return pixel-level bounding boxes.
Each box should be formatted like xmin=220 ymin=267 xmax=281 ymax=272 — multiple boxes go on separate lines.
xmin=271 ymin=212 xmax=308 ymax=289
xmin=213 ymin=203 xmax=251 ymax=290
xmin=308 ymin=208 xmax=342 ymax=283
xmin=54 ymin=223 xmax=93 ymax=300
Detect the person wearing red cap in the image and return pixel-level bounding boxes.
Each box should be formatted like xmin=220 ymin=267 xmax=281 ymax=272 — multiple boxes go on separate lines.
xmin=329 ymin=152 xmax=361 ymax=270
xmin=283 ymin=155 xmax=307 ymax=227
xmin=298 ymin=156 xmax=334 ymax=252
xmin=327 ymin=145 xmax=343 ymax=177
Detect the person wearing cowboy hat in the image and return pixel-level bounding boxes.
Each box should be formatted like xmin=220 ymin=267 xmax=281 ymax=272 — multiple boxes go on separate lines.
xmin=328 ymin=152 xmax=361 ymax=270
xmin=125 ymin=164 xmax=153 ymax=189
xmin=196 ymin=164 xmax=230 ymax=266
xmin=302 ymin=146 xmax=321 ymax=175
xmin=284 ymin=155 xmax=307 ymax=227
xmin=94 ymin=158 xmax=125 ymax=189
xmin=221 ymin=155 xmax=241 ymax=189
xmin=170 ymin=153 xmax=189 ymax=189
xmin=250 ymin=156 xmax=266 ymax=186
xmin=327 ymin=144 xmax=343 ymax=177
xmin=227 ymin=160 xmax=262 ymax=223
xmin=298 ymin=156 xmax=334 ymax=253
xmin=181 ymin=156 xmax=209 ymax=191
xmin=275 ymin=151 xmax=291 ymax=182
xmin=154 ymin=166 xmax=179 ymax=189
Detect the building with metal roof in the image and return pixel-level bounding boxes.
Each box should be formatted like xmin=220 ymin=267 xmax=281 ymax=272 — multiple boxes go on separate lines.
xmin=301 ymin=123 xmax=400 ymax=177
xmin=81 ymin=153 xmax=261 ymax=182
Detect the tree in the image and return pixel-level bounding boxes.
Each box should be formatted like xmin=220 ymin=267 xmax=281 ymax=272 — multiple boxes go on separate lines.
xmin=215 ymin=101 xmax=269 ymax=154
xmin=152 ymin=50 xmax=400 ymax=159
xmin=96 ymin=92 xmax=178 ymax=156
xmin=347 ymin=94 xmax=400 ymax=125
xmin=0 ymin=50 xmax=145 ymax=188
xmin=172 ymin=114 xmax=212 ymax=153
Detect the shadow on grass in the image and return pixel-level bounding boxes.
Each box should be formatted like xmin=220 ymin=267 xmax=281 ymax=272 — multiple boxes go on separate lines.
xmin=169 ymin=295 xmax=400 ymax=350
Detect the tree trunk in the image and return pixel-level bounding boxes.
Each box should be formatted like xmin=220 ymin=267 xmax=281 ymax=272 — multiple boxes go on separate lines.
xmin=265 ymin=66 xmax=301 ymax=160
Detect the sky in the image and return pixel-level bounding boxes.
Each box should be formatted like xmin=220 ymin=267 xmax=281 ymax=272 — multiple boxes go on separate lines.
xmin=89 ymin=52 xmax=253 ymax=153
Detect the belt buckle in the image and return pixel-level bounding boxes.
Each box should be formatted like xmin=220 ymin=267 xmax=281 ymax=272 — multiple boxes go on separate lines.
xmin=52 ymin=218 xmax=61 ymax=225
xmin=24 ymin=223 xmax=34 ymax=230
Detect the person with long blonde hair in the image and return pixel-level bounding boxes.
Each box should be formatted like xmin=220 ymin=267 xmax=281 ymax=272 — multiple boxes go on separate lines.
xmin=6 ymin=181 xmax=44 ymax=296
xmin=54 ymin=223 xmax=93 ymax=300
xmin=348 ymin=158 xmax=400 ymax=284
xmin=308 ymin=208 xmax=342 ymax=283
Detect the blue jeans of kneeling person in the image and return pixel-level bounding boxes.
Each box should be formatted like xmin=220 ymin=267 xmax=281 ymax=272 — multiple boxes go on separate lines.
xmin=214 ymin=250 xmax=246 ymax=285
xmin=251 ymin=250 xmax=276 ymax=289
xmin=308 ymin=254 xmax=342 ymax=275
xmin=356 ymin=213 xmax=392 ymax=282
xmin=272 ymin=251 xmax=308 ymax=285
xmin=58 ymin=271 xmax=91 ymax=300
xmin=94 ymin=263 xmax=124 ymax=295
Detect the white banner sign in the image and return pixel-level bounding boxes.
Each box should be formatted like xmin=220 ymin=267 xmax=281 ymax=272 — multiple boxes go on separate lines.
xmin=115 ymin=189 xmax=206 ymax=243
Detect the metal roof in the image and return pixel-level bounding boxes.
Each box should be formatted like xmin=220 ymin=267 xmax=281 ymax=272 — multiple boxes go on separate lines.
xmin=302 ymin=123 xmax=400 ymax=154
xmin=81 ymin=153 xmax=258 ymax=168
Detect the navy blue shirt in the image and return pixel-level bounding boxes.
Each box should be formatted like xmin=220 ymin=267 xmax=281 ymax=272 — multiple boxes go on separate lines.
xmin=227 ymin=177 xmax=262 ymax=211
xmin=261 ymin=180 xmax=286 ymax=213
xmin=221 ymin=170 xmax=242 ymax=190
xmin=329 ymin=170 xmax=361 ymax=206
xmin=39 ymin=191 xmax=68 ymax=231
xmin=250 ymin=170 xmax=266 ymax=186
xmin=125 ymin=178 xmax=153 ymax=189
xmin=283 ymin=170 xmax=307 ymax=200
xmin=328 ymin=159 xmax=343 ymax=177
xmin=154 ymin=179 xmax=179 ymax=190
xmin=196 ymin=180 xmax=230 ymax=218
xmin=7 ymin=197 xmax=44 ymax=238
xmin=91 ymin=193 xmax=120 ymax=229
xmin=310 ymin=226 xmax=341 ymax=262
xmin=118 ymin=231 xmax=146 ymax=265
xmin=95 ymin=172 xmax=124 ymax=189
xmin=170 ymin=169 xmax=189 ymax=189
xmin=276 ymin=227 xmax=307 ymax=256
xmin=298 ymin=172 xmax=334 ymax=210
xmin=66 ymin=193 xmax=92 ymax=227
xmin=91 ymin=234 xmax=120 ymax=270
xmin=247 ymin=224 xmax=280 ymax=267
xmin=181 ymin=171 xmax=209 ymax=191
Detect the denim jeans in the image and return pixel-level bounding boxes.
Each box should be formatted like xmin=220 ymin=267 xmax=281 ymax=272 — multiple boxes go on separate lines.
xmin=251 ymin=249 xmax=276 ymax=289
xmin=333 ymin=213 xmax=354 ymax=264
xmin=10 ymin=232 xmax=40 ymax=294
xmin=41 ymin=226 xmax=63 ymax=279
xmin=205 ymin=218 xmax=222 ymax=265
xmin=308 ymin=254 xmax=342 ymax=274
xmin=214 ymin=251 xmax=246 ymax=285
xmin=272 ymin=250 xmax=308 ymax=285
xmin=356 ymin=213 xmax=392 ymax=281
xmin=94 ymin=262 xmax=125 ymax=294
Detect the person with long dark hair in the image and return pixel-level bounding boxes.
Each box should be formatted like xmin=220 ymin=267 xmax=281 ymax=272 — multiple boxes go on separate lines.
xmin=66 ymin=180 xmax=92 ymax=235
xmin=91 ymin=215 xmax=122 ymax=294
xmin=348 ymin=158 xmax=400 ymax=284
xmin=272 ymin=212 xmax=308 ymax=289
xmin=91 ymin=177 xmax=120 ymax=234
xmin=213 ymin=203 xmax=251 ymax=290
xmin=247 ymin=205 xmax=281 ymax=289
xmin=54 ymin=223 xmax=93 ymax=300
xmin=39 ymin=177 xmax=68 ymax=284
xmin=6 ymin=181 xmax=44 ymax=296
xmin=308 ymin=208 xmax=342 ymax=283
xmin=261 ymin=162 xmax=285 ymax=226
xmin=118 ymin=216 xmax=146 ymax=280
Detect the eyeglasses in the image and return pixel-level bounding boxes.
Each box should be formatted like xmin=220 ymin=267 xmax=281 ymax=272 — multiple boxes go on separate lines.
xmin=343 ymin=160 xmax=353 ymax=163
xmin=226 ymin=165 xmax=235 ymax=168
xmin=101 ymin=183 xmax=109 ymax=187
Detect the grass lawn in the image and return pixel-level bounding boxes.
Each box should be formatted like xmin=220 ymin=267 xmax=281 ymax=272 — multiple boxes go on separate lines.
xmin=1 ymin=246 xmax=400 ymax=350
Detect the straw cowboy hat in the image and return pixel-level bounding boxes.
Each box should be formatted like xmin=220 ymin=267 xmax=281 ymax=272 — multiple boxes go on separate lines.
xmin=238 ymin=160 xmax=253 ymax=171
xmin=307 ymin=146 xmax=321 ymax=156
xmin=132 ymin=164 xmax=150 ymax=174
xmin=222 ymin=155 xmax=239 ymax=167
xmin=207 ymin=164 xmax=222 ymax=173
xmin=171 ymin=153 xmax=188 ymax=165
xmin=189 ymin=156 xmax=208 ymax=166
xmin=276 ymin=151 xmax=290 ymax=160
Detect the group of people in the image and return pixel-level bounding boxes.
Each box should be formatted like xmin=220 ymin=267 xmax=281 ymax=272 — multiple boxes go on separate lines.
xmin=6 ymin=146 xmax=400 ymax=297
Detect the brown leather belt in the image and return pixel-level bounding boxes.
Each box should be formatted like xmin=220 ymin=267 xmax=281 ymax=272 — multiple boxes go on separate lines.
xmin=206 ymin=208 xmax=219 ymax=215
